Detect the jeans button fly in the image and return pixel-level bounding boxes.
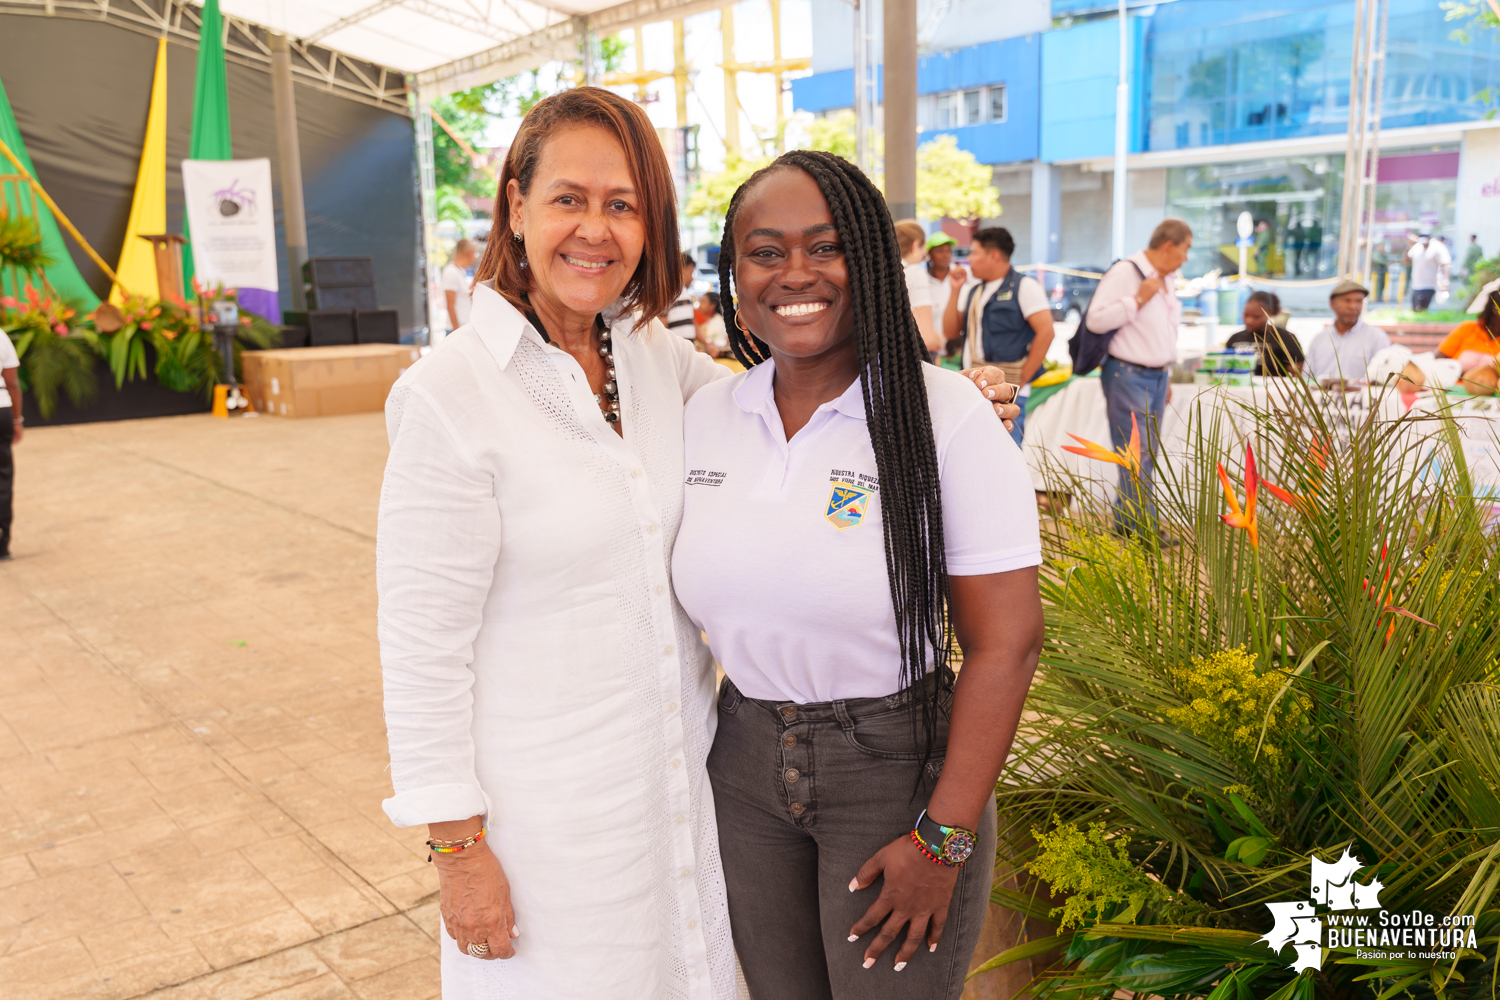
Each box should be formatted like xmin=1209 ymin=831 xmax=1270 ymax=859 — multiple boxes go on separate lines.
xmin=782 ymin=734 xmax=797 ymax=748
xmin=785 ymin=768 xmax=800 ymax=783
xmin=790 ymin=802 xmax=805 ymax=816
xmin=780 ymin=706 xmax=797 ymax=719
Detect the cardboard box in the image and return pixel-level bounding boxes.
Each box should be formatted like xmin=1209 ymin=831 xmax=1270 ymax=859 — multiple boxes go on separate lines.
xmin=241 ymin=344 xmax=420 ymax=418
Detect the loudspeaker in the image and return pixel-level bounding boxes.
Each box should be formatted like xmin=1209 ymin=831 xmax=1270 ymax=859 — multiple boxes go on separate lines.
xmin=356 ymin=309 xmax=401 ymax=344
xmin=303 ymin=257 xmax=378 ymax=311
xmin=306 ymin=309 xmax=356 ymax=347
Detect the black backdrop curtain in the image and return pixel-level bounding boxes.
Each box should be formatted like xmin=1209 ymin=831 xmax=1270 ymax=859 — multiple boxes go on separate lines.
xmin=0 ymin=16 xmax=421 ymax=332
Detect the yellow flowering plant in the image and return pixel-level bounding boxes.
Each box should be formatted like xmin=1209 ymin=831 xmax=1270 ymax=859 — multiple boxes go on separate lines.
xmin=976 ymin=384 xmax=1500 ymax=1000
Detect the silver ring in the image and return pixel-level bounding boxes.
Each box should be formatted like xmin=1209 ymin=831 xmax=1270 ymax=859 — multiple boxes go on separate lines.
xmin=467 ymin=941 xmax=490 ymax=957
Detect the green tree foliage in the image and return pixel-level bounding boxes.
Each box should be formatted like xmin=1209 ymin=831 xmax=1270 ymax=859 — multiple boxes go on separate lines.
xmin=683 ymin=152 xmax=771 ymax=228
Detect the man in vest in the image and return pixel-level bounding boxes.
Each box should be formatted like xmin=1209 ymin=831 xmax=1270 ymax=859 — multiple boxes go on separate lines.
xmin=941 ymin=227 xmax=1054 ymax=445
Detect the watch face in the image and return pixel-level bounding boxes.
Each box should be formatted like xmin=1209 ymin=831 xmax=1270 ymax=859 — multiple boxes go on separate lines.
xmin=942 ymin=831 xmax=976 ymax=864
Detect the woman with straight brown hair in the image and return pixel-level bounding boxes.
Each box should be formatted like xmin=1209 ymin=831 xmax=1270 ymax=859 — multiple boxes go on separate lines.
xmin=376 ymin=87 xmax=739 ymax=999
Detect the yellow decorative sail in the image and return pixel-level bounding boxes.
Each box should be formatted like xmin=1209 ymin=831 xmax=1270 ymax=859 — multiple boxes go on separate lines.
xmin=111 ymin=38 xmax=168 ymax=304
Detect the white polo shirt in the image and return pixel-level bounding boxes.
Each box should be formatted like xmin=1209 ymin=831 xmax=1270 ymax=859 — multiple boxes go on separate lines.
xmin=0 ymin=332 xmax=18 ymax=411
xmin=672 ymin=359 xmax=1041 ymax=704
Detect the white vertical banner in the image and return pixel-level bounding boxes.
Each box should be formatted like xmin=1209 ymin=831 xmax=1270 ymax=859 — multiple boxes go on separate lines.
xmin=182 ymin=158 xmax=279 ymax=291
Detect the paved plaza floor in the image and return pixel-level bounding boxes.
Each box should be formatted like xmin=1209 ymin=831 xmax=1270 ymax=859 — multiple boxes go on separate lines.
xmin=0 ymin=410 xmax=1030 ymax=1000
xmin=0 ymin=412 xmax=442 ymax=1000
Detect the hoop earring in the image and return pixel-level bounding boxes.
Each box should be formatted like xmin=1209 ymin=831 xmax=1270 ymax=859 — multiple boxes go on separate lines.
xmin=734 ymin=311 xmax=750 ymax=336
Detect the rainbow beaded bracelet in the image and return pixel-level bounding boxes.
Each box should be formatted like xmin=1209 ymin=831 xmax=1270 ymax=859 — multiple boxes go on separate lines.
xmin=426 ymin=827 xmax=486 ymax=862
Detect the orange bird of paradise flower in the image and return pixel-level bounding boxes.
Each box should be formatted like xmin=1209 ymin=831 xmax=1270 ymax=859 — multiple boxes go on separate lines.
xmin=1216 ymin=443 xmax=1260 ymax=548
xmin=1362 ymin=539 xmax=1436 ymax=642
xmin=1062 ymin=413 xmax=1141 ymax=474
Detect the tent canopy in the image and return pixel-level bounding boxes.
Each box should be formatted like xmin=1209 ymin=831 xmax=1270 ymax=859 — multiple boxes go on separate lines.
xmin=220 ymin=0 xmax=733 ymax=94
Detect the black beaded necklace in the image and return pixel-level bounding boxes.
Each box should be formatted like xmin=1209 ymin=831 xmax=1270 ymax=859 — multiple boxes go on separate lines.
xmin=526 ymin=310 xmax=620 ymax=424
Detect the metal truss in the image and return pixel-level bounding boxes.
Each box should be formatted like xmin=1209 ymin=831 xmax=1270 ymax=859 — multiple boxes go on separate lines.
xmin=0 ymin=0 xmax=411 ymax=115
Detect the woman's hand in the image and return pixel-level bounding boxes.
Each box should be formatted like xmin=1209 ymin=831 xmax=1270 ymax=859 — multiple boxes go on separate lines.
xmin=962 ymin=366 xmax=1021 ymax=429
xmin=435 ymin=844 xmax=519 ymax=960
xmin=847 ymin=835 xmax=959 ymax=970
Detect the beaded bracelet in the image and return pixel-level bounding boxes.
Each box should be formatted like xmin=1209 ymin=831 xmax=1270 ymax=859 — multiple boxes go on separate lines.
xmin=426 ymin=827 xmax=486 ymax=862
xmin=910 ymin=829 xmax=950 ymax=866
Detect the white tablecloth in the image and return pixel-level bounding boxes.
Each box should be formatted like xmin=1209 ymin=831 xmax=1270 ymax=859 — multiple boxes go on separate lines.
xmin=1023 ymin=378 xmax=1500 ymax=503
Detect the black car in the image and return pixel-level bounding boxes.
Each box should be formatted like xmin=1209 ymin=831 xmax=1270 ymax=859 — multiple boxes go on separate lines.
xmin=1040 ymin=264 xmax=1107 ymax=323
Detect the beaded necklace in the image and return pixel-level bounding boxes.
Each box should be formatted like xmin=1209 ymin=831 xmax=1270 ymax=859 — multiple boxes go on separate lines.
xmin=527 ymin=310 xmax=620 ymax=424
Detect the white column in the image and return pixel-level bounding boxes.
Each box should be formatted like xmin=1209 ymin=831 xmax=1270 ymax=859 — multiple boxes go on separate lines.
xmin=1111 ymin=0 xmax=1129 ymax=261
xmin=410 ymin=81 xmax=445 ymax=345
xmin=270 ymin=34 xmax=309 ymax=311
xmin=1031 ymin=162 xmax=1062 ymax=265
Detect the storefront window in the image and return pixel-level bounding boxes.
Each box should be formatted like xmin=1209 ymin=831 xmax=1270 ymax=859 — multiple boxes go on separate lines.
xmin=1165 ymin=155 xmax=1345 ymax=279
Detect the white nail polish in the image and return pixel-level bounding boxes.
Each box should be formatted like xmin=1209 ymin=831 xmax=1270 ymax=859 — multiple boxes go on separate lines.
xmin=979 ymin=380 xmax=988 ymax=387
xmin=511 ymin=927 xmax=521 ymax=938
xmin=895 ymin=962 xmax=907 ymax=972
xmin=929 ymin=942 xmax=938 ymax=953
xmin=986 ymin=389 xmax=995 ymax=397
xmin=847 ymin=935 xmax=859 ymax=943
xmin=848 ymin=878 xmax=859 ymax=892
xmin=863 ymin=958 xmax=875 ymax=969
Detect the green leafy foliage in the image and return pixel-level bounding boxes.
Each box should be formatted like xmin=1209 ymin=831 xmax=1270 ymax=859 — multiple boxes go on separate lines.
xmin=0 ymin=209 xmax=52 ymax=277
xmin=1 ymin=285 xmax=95 ymax=417
xmin=979 ymin=383 xmax=1500 ymax=999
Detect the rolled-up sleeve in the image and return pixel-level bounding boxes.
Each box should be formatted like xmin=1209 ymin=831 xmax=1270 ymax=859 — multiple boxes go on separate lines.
xmin=377 ymin=383 xmax=501 ymax=828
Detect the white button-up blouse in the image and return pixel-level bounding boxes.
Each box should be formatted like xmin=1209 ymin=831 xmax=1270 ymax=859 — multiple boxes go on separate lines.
xmin=377 ymin=282 xmax=735 ymax=999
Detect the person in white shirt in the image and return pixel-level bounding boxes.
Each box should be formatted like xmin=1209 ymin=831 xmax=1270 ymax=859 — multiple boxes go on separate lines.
xmin=895 ymin=219 xmax=943 ymax=354
xmin=441 ymin=239 xmax=476 ymax=331
xmin=664 ymin=252 xmax=698 ymax=339
xmin=0 ymin=329 xmax=21 ymax=559
xmin=1406 ymin=231 xmax=1451 ymax=313
xmin=924 ymin=231 xmax=958 ymax=325
xmin=1305 ymin=279 xmax=1390 ymax=383
xmin=1083 ymin=218 xmax=1191 ymax=534
xmin=938 ymin=227 xmax=1054 ymax=445
xmin=675 ymin=150 xmax=1042 ymax=1000
xmin=378 ymin=91 xmax=1020 ymax=1000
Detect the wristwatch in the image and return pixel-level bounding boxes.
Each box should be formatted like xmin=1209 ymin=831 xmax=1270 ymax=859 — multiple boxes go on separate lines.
xmin=910 ymin=809 xmax=977 ymax=867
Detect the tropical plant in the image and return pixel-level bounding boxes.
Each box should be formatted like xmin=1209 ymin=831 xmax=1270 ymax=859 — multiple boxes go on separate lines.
xmin=1 ymin=284 xmax=96 ymax=417
xmin=0 ymin=209 xmax=52 ymax=281
xmin=93 ymin=287 xmax=279 ymax=398
xmin=977 ymin=384 xmax=1500 ymax=1000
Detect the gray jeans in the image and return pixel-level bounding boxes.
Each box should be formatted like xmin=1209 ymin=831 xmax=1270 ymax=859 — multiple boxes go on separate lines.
xmin=708 ymin=674 xmax=996 ymax=1000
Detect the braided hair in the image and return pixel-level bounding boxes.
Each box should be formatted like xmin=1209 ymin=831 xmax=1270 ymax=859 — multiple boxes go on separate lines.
xmin=718 ymin=150 xmax=953 ymax=750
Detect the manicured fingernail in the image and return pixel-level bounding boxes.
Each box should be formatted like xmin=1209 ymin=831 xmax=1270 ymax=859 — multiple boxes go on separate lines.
xmin=986 ymin=389 xmax=995 ymax=397
xmin=848 ymin=878 xmax=859 ymax=892
xmin=979 ymin=380 xmax=988 ymax=387
xmin=863 ymin=957 xmax=876 ymax=969
xmin=848 ymin=934 xmax=859 ymax=942
xmin=895 ymin=962 xmax=907 ymax=972
xmin=511 ymin=927 xmax=520 ymax=938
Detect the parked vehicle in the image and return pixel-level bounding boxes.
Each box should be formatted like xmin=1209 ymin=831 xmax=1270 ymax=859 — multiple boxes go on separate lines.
xmin=1040 ymin=264 xmax=1106 ymax=323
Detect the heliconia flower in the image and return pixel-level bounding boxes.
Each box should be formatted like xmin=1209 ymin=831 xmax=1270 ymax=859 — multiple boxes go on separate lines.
xmin=1362 ymin=539 xmax=1436 ymax=642
xmin=53 ymin=323 xmax=67 ymax=335
xmin=1217 ymin=443 xmax=1259 ymax=548
xmin=0 ymin=296 xmax=17 ymax=309
xmin=1260 ymin=477 xmax=1304 ymax=509
xmin=140 ymin=321 xmax=152 ymax=330
xmin=1062 ymin=413 xmax=1141 ymax=473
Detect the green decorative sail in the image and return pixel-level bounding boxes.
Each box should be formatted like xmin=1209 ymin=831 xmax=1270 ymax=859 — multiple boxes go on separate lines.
xmin=182 ymin=0 xmax=233 ymax=288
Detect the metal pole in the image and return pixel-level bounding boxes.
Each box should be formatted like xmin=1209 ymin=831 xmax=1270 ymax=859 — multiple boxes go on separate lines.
xmin=884 ymin=0 xmax=917 ymax=220
xmin=1337 ymin=0 xmax=1370 ymax=276
xmin=1111 ymin=0 xmax=1129 ymax=261
xmin=854 ymin=0 xmax=873 ymax=176
xmin=1358 ymin=0 xmax=1389 ymax=283
xmin=673 ymin=19 xmax=689 ymax=128
xmin=410 ymin=81 xmax=444 ymax=344
xmin=722 ymin=6 xmax=740 ymax=156
xmin=269 ymin=34 xmax=309 ymax=311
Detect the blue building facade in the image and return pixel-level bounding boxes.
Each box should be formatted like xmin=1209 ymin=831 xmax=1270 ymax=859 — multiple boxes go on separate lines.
xmin=791 ymin=0 xmax=1500 ymax=277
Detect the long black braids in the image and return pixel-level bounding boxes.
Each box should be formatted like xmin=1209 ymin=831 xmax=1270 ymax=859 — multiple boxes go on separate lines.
xmin=718 ymin=149 xmax=954 ymax=760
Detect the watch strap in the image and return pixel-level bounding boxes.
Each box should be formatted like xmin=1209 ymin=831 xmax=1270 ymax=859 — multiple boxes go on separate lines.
xmin=912 ymin=809 xmax=977 ymax=867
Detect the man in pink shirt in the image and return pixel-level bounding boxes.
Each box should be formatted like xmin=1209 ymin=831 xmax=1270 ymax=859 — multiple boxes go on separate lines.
xmin=1083 ymin=218 xmax=1193 ymax=533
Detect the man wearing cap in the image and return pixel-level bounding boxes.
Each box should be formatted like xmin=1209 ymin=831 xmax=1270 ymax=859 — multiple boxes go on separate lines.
xmin=925 ymin=232 xmax=959 ymax=322
xmin=1305 ymin=279 xmax=1390 ymax=383
xmin=1406 ymin=231 xmax=1451 ymax=313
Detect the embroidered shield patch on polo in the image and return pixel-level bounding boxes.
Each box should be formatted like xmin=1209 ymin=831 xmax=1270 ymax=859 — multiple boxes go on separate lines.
xmin=825 ymin=482 xmax=872 ymax=530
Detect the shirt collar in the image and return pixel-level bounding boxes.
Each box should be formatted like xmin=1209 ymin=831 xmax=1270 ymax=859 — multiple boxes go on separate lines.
xmin=731 ymin=359 xmax=869 ymax=423
xmin=469 ymin=281 xmax=639 ymax=369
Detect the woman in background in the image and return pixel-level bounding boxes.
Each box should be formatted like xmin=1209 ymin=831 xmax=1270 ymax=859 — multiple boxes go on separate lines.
xmin=895 ymin=219 xmax=943 ymax=355
xmin=697 ymin=291 xmax=729 ymax=357
xmin=1436 ymin=289 xmax=1500 ymax=373
xmin=1225 ymin=291 xmax=1303 ymax=376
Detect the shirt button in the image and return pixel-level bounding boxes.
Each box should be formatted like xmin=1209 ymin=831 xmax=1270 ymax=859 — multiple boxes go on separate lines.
xmin=675 ymin=814 xmax=686 ymax=825
xmin=780 ymin=706 xmax=797 ymax=719
xmin=790 ymin=802 xmax=805 ymax=816
xmin=785 ymin=768 xmax=800 ymax=783
xmin=681 ymin=867 xmax=692 ymax=878
xmin=631 ymin=468 xmax=644 ymax=478
xmin=655 ymin=585 xmax=665 ymax=595
xmin=663 ymin=644 xmax=674 ymax=655
xmin=783 ymin=734 xmax=797 ymax=748
xmin=667 ymin=701 xmax=678 ymax=712
xmin=647 ymin=523 xmax=659 ymax=534
xmin=671 ymin=758 xmax=682 ymax=768
xmin=687 ymin=919 xmax=698 ymax=930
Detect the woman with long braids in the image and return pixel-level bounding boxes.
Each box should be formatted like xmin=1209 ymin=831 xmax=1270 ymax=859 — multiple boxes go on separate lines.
xmin=672 ymin=150 xmax=1044 ymax=999
xmin=377 ymin=92 xmax=1021 ymax=999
